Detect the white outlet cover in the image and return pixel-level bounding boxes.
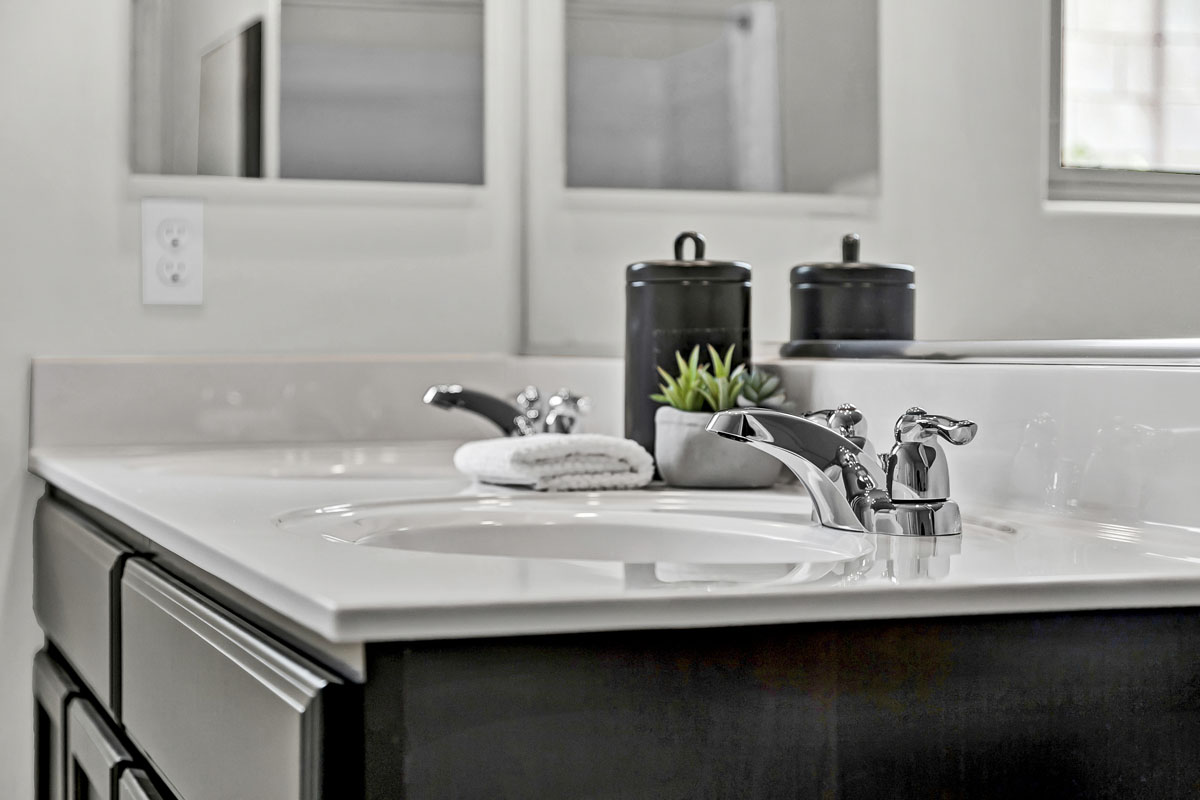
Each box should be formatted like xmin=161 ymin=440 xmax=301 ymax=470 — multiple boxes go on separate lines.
xmin=142 ymin=198 xmax=203 ymax=305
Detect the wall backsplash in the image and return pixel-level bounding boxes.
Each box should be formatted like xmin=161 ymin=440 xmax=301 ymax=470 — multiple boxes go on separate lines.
xmin=768 ymin=357 xmax=1200 ymax=530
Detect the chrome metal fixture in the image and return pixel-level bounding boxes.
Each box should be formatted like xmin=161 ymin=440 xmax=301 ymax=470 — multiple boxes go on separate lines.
xmin=803 ymin=403 xmax=879 ymax=470
xmin=423 ymin=385 xmax=589 ymax=436
xmin=706 ymin=405 xmax=977 ymax=537
xmin=883 ymin=407 xmax=978 ymax=536
xmin=705 ymin=408 xmax=893 ymax=533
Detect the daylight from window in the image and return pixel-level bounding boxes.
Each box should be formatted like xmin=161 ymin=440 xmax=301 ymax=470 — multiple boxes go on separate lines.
xmin=1062 ymin=0 xmax=1200 ymax=173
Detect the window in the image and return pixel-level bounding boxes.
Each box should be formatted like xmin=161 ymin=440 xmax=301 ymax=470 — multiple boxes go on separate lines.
xmin=1051 ymin=0 xmax=1200 ymax=201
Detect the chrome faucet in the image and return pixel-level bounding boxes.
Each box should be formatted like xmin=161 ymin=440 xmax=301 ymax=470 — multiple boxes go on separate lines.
xmin=423 ymin=384 xmax=589 ymax=436
xmin=802 ymin=404 xmax=880 ymax=475
xmin=706 ymin=408 xmax=894 ymax=533
xmin=707 ymin=405 xmax=977 ymax=536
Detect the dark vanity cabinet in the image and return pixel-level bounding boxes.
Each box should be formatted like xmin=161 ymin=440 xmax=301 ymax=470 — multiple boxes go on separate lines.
xmin=35 ymin=648 xmax=167 ymax=800
xmin=33 ymin=501 xmax=130 ymax=712
xmin=65 ymin=699 xmax=134 ymax=800
xmin=33 ymin=651 xmax=78 ymax=800
xmin=118 ymin=561 xmax=350 ymax=800
xmin=33 ymin=492 xmax=1200 ymax=799
xmin=117 ymin=770 xmax=169 ymax=800
xmin=32 ymin=497 xmax=358 ymax=800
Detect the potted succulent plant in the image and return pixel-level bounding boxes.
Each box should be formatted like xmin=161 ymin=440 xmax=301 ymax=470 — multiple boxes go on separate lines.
xmin=738 ymin=369 xmax=788 ymax=409
xmin=651 ymin=345 xmax=784 ymax=488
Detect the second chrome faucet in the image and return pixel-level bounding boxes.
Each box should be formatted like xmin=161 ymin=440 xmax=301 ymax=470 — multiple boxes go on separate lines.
xmin=707 ymin=404 xmax=977 ymax=537
xmin=424 ymin=384 xmax=590 ymax=436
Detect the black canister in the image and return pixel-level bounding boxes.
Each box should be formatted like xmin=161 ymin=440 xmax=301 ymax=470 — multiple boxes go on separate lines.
xmin=789 ymin=234 xmax=914 ymax=341
xmin=625 ymin=232 xmax=751 ymax=456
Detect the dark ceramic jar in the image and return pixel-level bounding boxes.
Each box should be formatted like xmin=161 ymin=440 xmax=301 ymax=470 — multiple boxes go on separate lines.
xmin=625 ymin=232 xmax=750 ymax=457
xmin=789 ymin=233 xmax=914 ymax=341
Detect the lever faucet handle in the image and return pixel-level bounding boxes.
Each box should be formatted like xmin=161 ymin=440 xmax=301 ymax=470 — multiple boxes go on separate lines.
xmin=894 ymin=407 xmax=978 ymax=446
xmin=806 ymin=403 xmax=866 ymax=438
xmin=545 ymin=388 xmax=591 ymax=434
xmin=887 ymin=407 xmax=979 ymax=503
xmin=515 ymin=385 xmax=542 ymax=411
xmin=512 ymin=385 xmax=546 ymax=433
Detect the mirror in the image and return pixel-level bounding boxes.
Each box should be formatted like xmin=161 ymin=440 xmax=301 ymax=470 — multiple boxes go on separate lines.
xmin=131 ymin=0 xmax=877 ymax=192
xmin=131 ymin=0 xmax=485 ymax=183
xmin=131 ymin=0 xmax=272 ymax=177
xmin=565 ymin=0 xmax=879 ymax=194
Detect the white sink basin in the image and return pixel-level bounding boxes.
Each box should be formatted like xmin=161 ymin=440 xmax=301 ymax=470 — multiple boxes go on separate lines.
xmin=128 ymin=442 xmax=462 ymax=480
xmin=276 ymin=490 xmax=875 ymax=579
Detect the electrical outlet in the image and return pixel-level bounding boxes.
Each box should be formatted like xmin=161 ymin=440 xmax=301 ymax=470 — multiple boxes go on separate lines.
xmin=142 ymin=198 xmax=203 ymax=305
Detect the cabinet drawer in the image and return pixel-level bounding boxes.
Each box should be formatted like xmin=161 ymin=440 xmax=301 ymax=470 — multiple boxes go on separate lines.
xmin=34 ymin=499 xmax=131 ymax=711
xmin=120 ymin=559 xmax=341 ymax=800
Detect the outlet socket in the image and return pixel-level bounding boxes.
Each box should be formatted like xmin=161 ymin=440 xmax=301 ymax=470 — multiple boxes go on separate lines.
xmin=142 ymin=198 xmax=203 ymax=305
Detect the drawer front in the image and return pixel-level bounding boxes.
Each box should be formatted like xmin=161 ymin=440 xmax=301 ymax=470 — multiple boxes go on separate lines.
xmin=34 ymin=499 xmax=131 ymax=711
xmin=121 ymin=559 xmax=336 ymax=800
xmin=66 ymin=698 xmax=133 ymax=800
xmin=34 ymin=650 xmax=82 ymax=800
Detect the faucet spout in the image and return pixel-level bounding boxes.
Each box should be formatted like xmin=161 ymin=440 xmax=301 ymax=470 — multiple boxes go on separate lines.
xmin=707 ymin=409 xmax=880 ymax=532
xmin=423 ymin=385 xmax=524 ymax=437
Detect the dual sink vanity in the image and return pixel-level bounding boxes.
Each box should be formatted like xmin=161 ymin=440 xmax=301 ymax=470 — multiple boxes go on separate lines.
xmin=27 ymin=353 xmax=1200 ymax=799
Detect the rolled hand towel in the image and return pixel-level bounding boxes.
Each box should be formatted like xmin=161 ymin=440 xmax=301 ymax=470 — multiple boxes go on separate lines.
xmin=453 ymin=434 xmax=654 ymax=491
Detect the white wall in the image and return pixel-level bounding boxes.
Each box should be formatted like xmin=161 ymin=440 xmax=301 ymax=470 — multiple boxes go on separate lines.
xmin=0 ymin=0 xmax=521 ymax=793
xmin=883 ymin=1 xmax=1200 ymax=342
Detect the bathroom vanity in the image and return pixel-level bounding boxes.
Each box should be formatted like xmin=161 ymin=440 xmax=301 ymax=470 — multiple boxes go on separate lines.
xmin=28 ymin=354 xmax=1200 ymax=799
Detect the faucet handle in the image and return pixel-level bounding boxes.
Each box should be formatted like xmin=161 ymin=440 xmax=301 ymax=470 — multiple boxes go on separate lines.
xmin=515 ymin=385 xmax=542 ymax=411
xmin=887 ymin=408 xmax=978 ymax=502
xmin=894 ymin=407 xmax=978 ymax=446
xmin=806 ymin=403 xmax=878 ymax=480
xmin=545 ymin=389 xmax=591 ymax=434
xmin=806 ymin=403 xmax=866 ymax=438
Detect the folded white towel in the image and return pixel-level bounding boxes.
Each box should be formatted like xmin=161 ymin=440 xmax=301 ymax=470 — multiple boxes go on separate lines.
xmin=453 ymin=434 xmax=654 ymax=491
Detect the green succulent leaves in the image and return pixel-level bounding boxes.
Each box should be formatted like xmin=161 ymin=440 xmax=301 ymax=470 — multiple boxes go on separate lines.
xmin=738 ymin=369 xmax=787 ymax=409
xmin=651 ymin=344 xmax=745 ymax=412
xmin=649 ymin=345 xmax=708 ymax=411
xmin=651 ymin=344 xmax=787 ymax=412
xmin=697 ymin=344 xmax=745 ymax=412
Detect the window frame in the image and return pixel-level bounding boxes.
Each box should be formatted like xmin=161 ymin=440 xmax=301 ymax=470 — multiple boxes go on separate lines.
xmin=1047 ymin=0 xmax=1200 ymax=203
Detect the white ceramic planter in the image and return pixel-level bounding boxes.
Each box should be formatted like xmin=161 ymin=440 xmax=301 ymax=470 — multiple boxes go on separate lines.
xmin=654 ymin=406 xmax=782 ymax=489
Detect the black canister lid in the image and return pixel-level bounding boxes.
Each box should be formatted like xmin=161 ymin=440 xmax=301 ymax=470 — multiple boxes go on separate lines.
xmin=627 ymin=231 xmax=751 ymax=284
xmin=790 ymin=234 xmax=914 ymax=286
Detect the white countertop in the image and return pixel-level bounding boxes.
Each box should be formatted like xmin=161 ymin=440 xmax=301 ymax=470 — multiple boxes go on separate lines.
xmin=29 ymin=441 xmax=1200 ymax=645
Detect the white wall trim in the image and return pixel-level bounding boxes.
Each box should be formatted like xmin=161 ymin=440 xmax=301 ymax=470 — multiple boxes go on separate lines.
xmin=563 ymin=187 xmax=877 ymax=220
xmin=125 ymin=174 xmax=488 ymax=207
xmin=1042 ymin=199 xmax=1200 ymax=218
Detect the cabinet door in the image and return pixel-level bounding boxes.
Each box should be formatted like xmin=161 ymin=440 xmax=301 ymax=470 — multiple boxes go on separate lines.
xmin=66 ymin=700 xmax=133 ymax=800
xmin=34 ymin=650 xmax=81 ymax=800
xmin=120 ymin=559 xmax=347 ymax=800
xmin=117 ymin=770 xmax=167 ymax=800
